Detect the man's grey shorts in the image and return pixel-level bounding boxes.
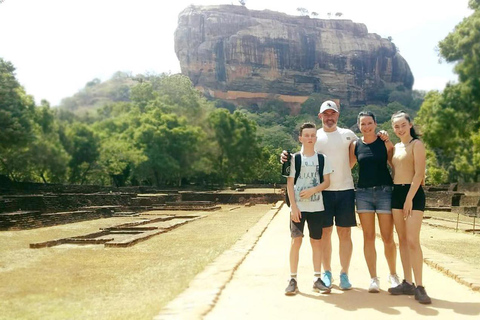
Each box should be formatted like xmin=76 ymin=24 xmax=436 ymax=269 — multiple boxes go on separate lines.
xmin=322 ymin=189 xmax=357 ymax=228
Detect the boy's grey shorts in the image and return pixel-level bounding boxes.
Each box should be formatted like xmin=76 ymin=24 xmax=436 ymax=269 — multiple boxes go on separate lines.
xmin=290 ymin=211 xmax=324 ymax=240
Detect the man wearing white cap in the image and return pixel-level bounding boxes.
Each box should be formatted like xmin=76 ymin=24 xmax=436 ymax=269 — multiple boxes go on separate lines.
xmin=282 ymin=100 xmax=357 ymax=290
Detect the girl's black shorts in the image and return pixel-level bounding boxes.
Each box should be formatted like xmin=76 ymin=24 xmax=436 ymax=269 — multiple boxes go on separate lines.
xmin=392 ymin=184 xmax=425 ymax=211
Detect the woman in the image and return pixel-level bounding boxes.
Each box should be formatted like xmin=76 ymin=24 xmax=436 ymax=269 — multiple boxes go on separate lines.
xmin=350 ymin=111 xmax=400 ymax=293
xmin=387 ymin=111 xmax=431 ymax=304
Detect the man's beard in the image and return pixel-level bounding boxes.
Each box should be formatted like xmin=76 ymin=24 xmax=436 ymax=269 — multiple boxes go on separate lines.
xmin=324 ymin=120 xmax=336 ymax=128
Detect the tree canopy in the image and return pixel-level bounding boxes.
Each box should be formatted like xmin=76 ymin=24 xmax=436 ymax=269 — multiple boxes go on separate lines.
xmin=0 ymin=54 xmax=427 ymax=187
xmin=417 ymin=1 xmax=480 ymax=183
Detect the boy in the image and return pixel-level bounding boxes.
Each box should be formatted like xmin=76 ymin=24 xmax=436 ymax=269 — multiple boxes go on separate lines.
xmin=285 ymin=122 xmax=332 ymax=295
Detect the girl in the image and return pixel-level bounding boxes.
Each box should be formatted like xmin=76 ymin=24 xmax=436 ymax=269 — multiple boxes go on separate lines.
xmin=388 ymin=111 xmax=431 ymax=304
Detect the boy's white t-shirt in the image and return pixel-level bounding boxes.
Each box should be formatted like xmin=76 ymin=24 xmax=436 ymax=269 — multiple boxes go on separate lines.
xmin=289 ymin=152 xmax=332 ymax=212
xmin=314 ymin=127 xmax=357 ymax=191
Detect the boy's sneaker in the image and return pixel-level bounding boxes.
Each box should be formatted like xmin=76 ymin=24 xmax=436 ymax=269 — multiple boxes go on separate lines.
xmin=388 ymin=280 xmax=416 ymax=295
xmin=415 ymin=286 xmax=432 ymax=304
xmin=368 ymin=277 xmax=380 ymax=293
xmin=339 ymin=272 xmax=352 ymax=290
xmin=322 ymin=270 xmax=333 ymax=288
xmin=388 ymin=274 xmax=401 ymax=288
xmin=285 ymin=278 xmax=298 ymax=296
xmin=313 ymin=278 xmax=331 ymax=294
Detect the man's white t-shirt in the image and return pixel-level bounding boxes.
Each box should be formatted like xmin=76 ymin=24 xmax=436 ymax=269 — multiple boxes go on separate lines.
xmin=314 ymin=127 xmax=357 ymax=191
xmin=289 ymin=152 xmax=332 ymax=212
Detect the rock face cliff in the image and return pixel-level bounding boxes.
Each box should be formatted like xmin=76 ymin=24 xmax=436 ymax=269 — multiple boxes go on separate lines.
xmin=174 ymin=5 xmax=414 ymax=106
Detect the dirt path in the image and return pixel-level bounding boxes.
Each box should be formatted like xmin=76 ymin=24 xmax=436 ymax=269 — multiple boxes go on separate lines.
xmin=156 ymin=204 xmax=480 ymax=319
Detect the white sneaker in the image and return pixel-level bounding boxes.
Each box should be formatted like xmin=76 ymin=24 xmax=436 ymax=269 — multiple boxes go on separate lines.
xmin=389 ymin=274 xmax=401 ymax=288
xmin=368 ymin=277 xmax=380 ymax=293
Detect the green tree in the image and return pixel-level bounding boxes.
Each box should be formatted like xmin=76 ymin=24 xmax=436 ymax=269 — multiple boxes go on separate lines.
xmin=0 ymin=58 xmax=35 ymax=180
xmin=208 ymin=109 xmax=262 ymax=185
xmin=97 ymin=138 xmax=146 ymax=186
xmin=0 ymin=58 xmax=34 ymax=150
xmin=64 ymin=123 xmax=100 ymax=184
xmin=258 ymin=125 xmax=297 ymax=151
xmin=258 ymin=100 xmax=291 ymax=116
xmin=417 ymin=1 xmax=480 ymax=182
xmin=439 ymin=0 xmax=480 ymax=101
xmin=253 ymin=147 xmax=283 ymax=184
xmin=28 ymin=102 xmax=70 ymax=183
xmin=133 ymin=110 xmax=202 ymax=186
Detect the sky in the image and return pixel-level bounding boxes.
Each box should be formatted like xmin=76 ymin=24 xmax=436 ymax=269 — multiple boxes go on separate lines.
xmin=0 ymin=0 xmax=473 ymax=105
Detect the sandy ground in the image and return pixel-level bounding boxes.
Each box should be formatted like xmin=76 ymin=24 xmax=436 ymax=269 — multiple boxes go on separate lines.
xmin=157 ymin=204 xmax=480 ymax=319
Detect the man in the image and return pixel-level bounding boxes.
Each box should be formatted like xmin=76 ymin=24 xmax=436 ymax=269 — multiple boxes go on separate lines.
xmin=282 ymin=100 xmax=357 ymax=290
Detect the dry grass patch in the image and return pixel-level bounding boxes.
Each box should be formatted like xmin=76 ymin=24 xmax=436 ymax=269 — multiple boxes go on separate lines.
xmin=421 ymin=210 xmax=480 ymax=266
xmin=426 ymin=210 xmax=478 ymax=226
xmin=421 ymin=222 xmax=480 ymax=267
xmin=0 ymin=204 xmax=273 ymax=320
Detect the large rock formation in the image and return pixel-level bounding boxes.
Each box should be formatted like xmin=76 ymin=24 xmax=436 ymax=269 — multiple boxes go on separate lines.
xmin=174 ymin=5 xmax=414 ymax=107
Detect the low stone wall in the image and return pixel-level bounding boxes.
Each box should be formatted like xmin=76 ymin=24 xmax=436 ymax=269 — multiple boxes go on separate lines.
xmin=457 ymin=183 xmax=480 ymax=193
xmin=0 ymin=181 xmax=163 ymax=195
xmin=0 ymin=187 xmax=283 ymax=231
xmin=423 ymin=183 xmax=480 ymax=218
xmin=425 ymin=191 xmax=454 ymax=208
xmin=1 ymin=193 xmax=136 ymax=214
xmin=0 ymin=208 xmax=116 ymax=231
xmin=180 ymin=192 xmax=282 ymax=204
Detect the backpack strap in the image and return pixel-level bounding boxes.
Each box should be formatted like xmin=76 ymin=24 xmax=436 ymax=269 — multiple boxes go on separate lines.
xmin=294 ymin=153 xmax=324 ymax=184
xmin=317 ymin=153 xmax=324 ymax=183
xmin=286 ymin=153 xmax=301 ymax=207
xmin=293 ymin=153 xmax=302 ymax=184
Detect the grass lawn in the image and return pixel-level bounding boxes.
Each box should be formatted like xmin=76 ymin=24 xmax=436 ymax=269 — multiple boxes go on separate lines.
xmin=0 ymin=204 xmax=272 ymax=320
xmin=421 ymin=210 xmax=480 ymax=267
xmin=425 ymin=209 xmax=479 ymax=226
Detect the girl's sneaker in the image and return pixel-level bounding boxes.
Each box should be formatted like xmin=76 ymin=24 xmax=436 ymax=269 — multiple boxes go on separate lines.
xmin=368 ymin=277 xmax=380 ymax=293
xmin=389 ymin=274 xmax=401 ymax=288
xmin=388 ymin=280 xmax=416 ymax=295
xmin=415 ymin=286 xmax=432 ymax=304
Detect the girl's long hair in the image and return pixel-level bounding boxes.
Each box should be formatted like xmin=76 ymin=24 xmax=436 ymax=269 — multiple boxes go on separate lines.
xmin=391 ymin=111 xmax=420 ymax=140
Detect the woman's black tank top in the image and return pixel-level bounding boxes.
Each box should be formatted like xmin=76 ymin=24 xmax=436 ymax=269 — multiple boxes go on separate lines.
xmin=354 ymin=137 xmax=393 ymax=188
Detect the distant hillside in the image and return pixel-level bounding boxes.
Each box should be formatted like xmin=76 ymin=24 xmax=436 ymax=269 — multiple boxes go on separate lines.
xmin=58 ymin=71 xmax=136 ymax=114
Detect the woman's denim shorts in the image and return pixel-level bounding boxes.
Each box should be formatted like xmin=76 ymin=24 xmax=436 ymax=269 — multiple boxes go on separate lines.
xmin=355 ymin=185 xmax=393 ymax=214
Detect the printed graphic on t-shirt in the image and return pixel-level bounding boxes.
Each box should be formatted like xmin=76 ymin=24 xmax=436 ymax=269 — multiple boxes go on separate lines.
xmin=289 ymin=153 xmax=331 ymax=212
xmin=296 ymin=159 xmax=322 ymax=203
